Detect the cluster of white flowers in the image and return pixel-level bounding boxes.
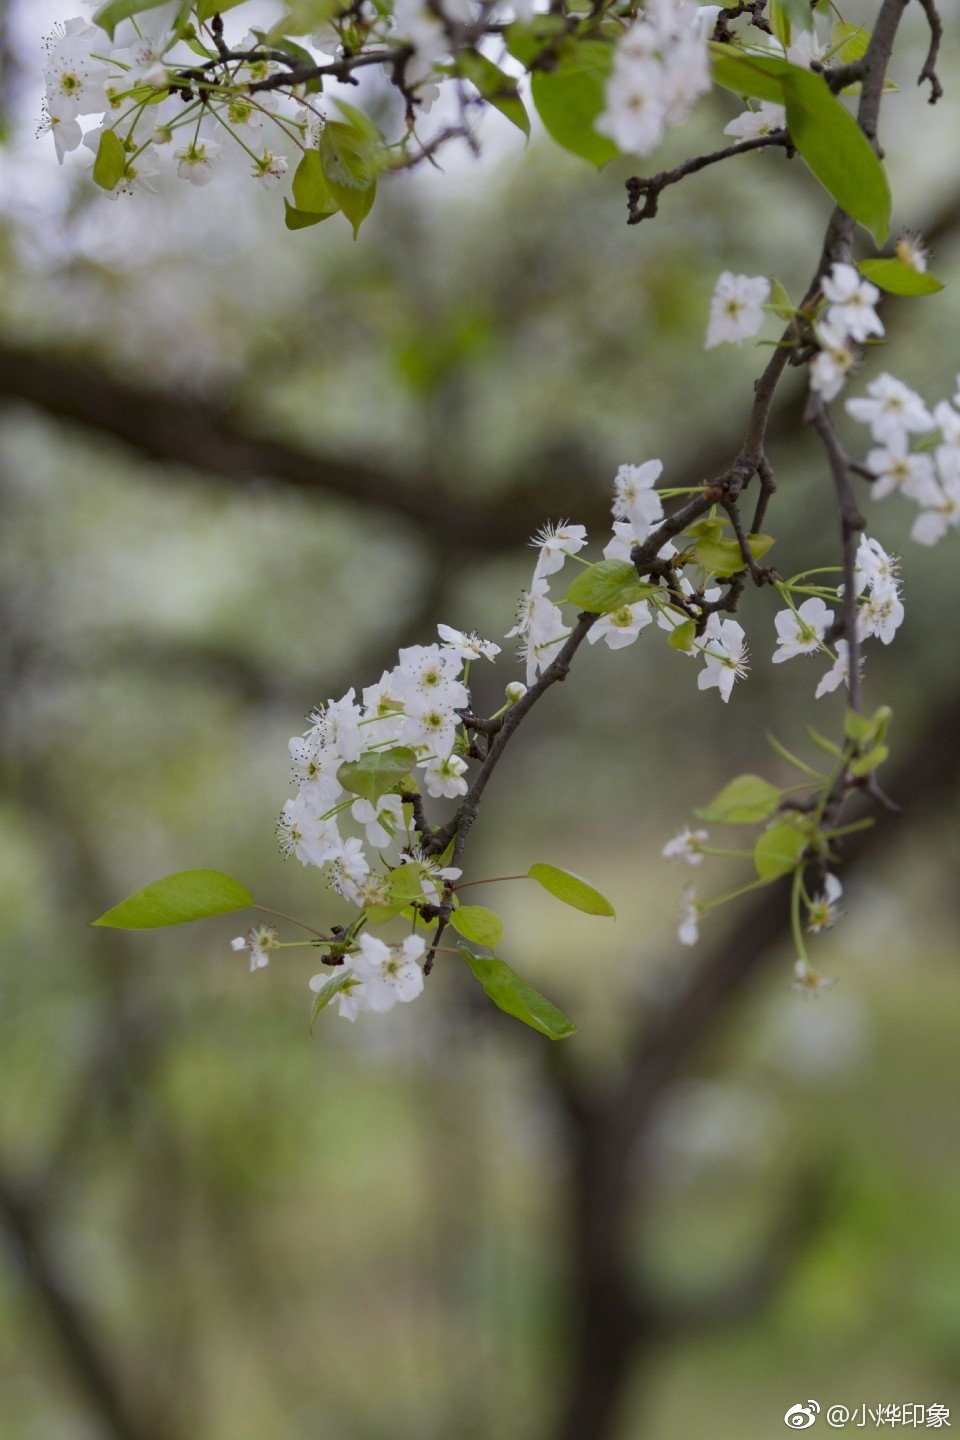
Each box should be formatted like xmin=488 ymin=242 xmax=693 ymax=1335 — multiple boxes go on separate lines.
xmin=40 ymin=9 xmax=301 ymax=192
xmin=596 ymin=0 xmax=711 ymax=157
xmin=847 ymin=373 xmax=960 ymax=546
xmin=809 ymin=262 xmax=884 ymax=402
xmin=766 ymin=534 xmax=903 ymax=699
xmin=309 ymin=933 xmax=427 ymax=1020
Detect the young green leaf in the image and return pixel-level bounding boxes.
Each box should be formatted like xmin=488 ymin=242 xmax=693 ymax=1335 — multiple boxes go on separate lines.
xmin=457 ymin=52 xmax=530 ymax=136
xmin=449 ymin=905 xmax=504 ymax=949
xmin=848 ymin=742 xmax=889 ymax=777
xmin=695 ymin=773 xmax=781 ymax=823
xmin=92 ymin=870 xmax=253 ymax=929
xmin=769 ymin=278 xmax=796 ymax=320
xmin=564 ymin=559 xmax=655 ymax=614
xmin=292 ymin=150 xmax=340 ymax=217
xmin=530 ymin=40 xmax=619 ymax=168
xmin=692 ymin=535 xmax=749 ymax=577
xmin=92 ymin=129 xmax=127 ymax=191
xmin=459 ymin=947 xmax=576 ymax=1039
xmin=284 ymin=200 xmax=339 ymax=230
xmin=337 ymin=747 xmax=417 ymax=802
xmin=781 ymin=69 xmax=891 ymax=246
xmin=527 ymin=863 xmax=615 ymax=916
xmin=310 ymin=970 xmax=357 ymax=1026
xmin=196 ymin=0 xmax=248 ymax=19
xmin=708 ymin=43 xmax=794 ymax=104
xmin=753 ymin=819 xmax=809 ymax=880
xmin=858 ymin=257 xmax=944 ymax=296
xmin=505 ymin=14 xmax=568 ymax=68
xmin=668 ymin=618 xmax=697 ymax=652
xmin=806 ymin=724 xmax=843 ymax=757
xmin=829 ymin=20 xmax=870 ymax=63
xmin=94 ymin=0 xmax=191 ymax=41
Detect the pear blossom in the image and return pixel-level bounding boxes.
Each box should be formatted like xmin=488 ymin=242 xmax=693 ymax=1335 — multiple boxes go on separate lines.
xmin=277 ymin=793 xmax=342 ymax=866
xmin=176 ymin=139 xmax=223 ymax=186
xmin=437 ymin=625 xmax=500 ymax=661
xmin=350 ymin=933 xmax=426 ymax=1013
xmin=772 ymin=596 xmax=833 ymax=663
xmin=596 ymin=61 xmax=667 ymax=155
xmin=815 ymin=640 xmax=852 ymax=698
xmin=530 ymin=521 xmax=588 ymax=579
xmin=586 ymin=602 xmax=653 ymax=649
xmin=252 ymin=149 xmax=289 ymax=186
xmin=865 ymin=441 xmax=939 ymax=505
xmin=308 ymin=966 xmax=368 ymax=1021
xmin=328 ymin=836 xmax=371 ymax=902
xmin=821 ymin=263 xmax=883 ymax=343
xmin=422 ymin=753 xmax=469 ymax=798
xmin=351 ymin=795 xmax=405 ymax=847
xmin=231 ymin=924 xmax=279 ymax=972
xmin=705 ymin=272 xmax=770 ymax=349
xmin=857 ymin=584 xmax=904 ymax=645
xmin=791 ymin=960 xmax=836 ymax=993
xmin=723 ymin=101 xmax=786 ymax=139
xmin=895 ymin=233 xmax=928 ymax=272
xmin=678 ymin=886 xmax=701 ymax=945
xmin=809 ymin=319 xmax=855 ymax=402
xmin=845 ymin=373 xmax=934 ymax=446
xmin=662 ymin=827 xmax=709 ymax=865
xmin=697 ymin=616 xmax=749 ymax=701
xmin=288 ymin=735 xmax=343 ymax=810
xmin=807 ymin=873 xmax=843 ymax=933
xmin=911 ymin=475 xmax=960 ymax=545
xmin=854 ymin=535 xmax=899 ymax=595
xmin=611 ymin=461 xmax=664 ymax=533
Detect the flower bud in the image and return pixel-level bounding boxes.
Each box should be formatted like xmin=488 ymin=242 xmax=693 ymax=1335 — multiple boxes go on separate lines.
xmin=505 ymin=681 xmax=527 ymax=704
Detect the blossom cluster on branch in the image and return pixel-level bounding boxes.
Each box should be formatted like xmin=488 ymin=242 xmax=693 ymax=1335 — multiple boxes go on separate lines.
xmin=86 ymin=0 xmax=954 ymax=1034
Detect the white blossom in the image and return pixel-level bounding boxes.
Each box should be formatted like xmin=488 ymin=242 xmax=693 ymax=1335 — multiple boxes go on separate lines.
xmin=723 ymin=101 xmax=786 ymax=139
xmin=705 ymin=272 xmax=770 ymax=349
xmin=772 ymin=596 xmax=833 ymax=663
xmin=231 ymin=923 xmax=279 ymax=972
xmin=662 ymin=827 xmax=709 ymax=865
xmin=697 ymin=616 xmax=749 ymax=701
xmin=821 ymin=262 xmax=883 ymax=343
xmin=845 ymin=373 xmax=934 ymax=446
xmin=678 ymin=886 xmax=700 ymax=945
xmin=815 ymin=640 xmax=852 ymax=698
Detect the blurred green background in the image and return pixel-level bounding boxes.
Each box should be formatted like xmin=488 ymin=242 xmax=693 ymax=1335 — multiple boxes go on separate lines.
xmin=1 ymin=2 xmax=960 ymax=1437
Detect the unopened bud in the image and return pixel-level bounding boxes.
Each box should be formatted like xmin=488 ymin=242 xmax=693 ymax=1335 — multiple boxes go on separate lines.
xmin=505 ymin=681 xmax=527 ymax=704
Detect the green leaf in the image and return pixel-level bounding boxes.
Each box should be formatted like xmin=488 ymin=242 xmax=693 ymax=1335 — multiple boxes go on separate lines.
xmin=782 ymin=68 xmax=890 ymax=246
xmin=362 ymin=864 xmax=425 ymax=925
xmin=806 ymin=724 xmax=843 ymax=757
xmin=769 ymin=277 xmax=795 ymax=320
xmin=829 ymin=20 xmax=870 ymax=63
xmin=668 ymin=619 xmax=697 ymax=652
xmin=459 ymin=947 xmax=576 ymax=1040
xmin=268 ymin=0 xmax=340 ymax=36
xmin=292 ymin=149 xmax=339 ymax=215
xmin=564 ymin=559 xmax=656 ymax=614
xmin=766 ymin=731 xmax=824 ymax=779
xmin=527 ymin=863 xmax=615 ymax=917
xmin=505 ymin=15 xmax=568 ymax=69
xmin=449 ymin=905 xmax=504 ymax=949
xmin=284 ymin=199 xmax=339 ymax=230
xmin=530 ymin=40 xmax=619 ymax=168
xmin=92 ymin=128 xmax=127 ymax=191
xmin=92 ymin=870 xmax=253 ymax=928
xmin=196 ymin=0 xmax=248 ymax=19
xmin=769 ymin=0 xmax=791 ymax=53
xmin=708 ymin=43 xmax=795 ymax=104
xmin=337 ymin=747 xmax=417 ymax=802
xmin=457 ymin=52 xmax=530 ymax=136
xmin=94 ymin=0 xmax=190 ymax=39
xmin=774 ymin=0 xmax=814 ymax=37
xmin=858 ymin=257 xmax=944 ymax=296
xmin=310 ymin=970 xmax=356 ymax=1026
xmin=318 ymin=104 xmax=384 ymax=235
xmin=748 ymin=532 xmax=776 ymax=561
xmin=754 ymin=820 xmax=809 ymax=880
xmin=690 ymin=538 xmax=765 ymax=576
xmin=695 ymin=773 xmax=781 ymax=823
xmin=848 ymin=742 xmax=889 ymax=776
